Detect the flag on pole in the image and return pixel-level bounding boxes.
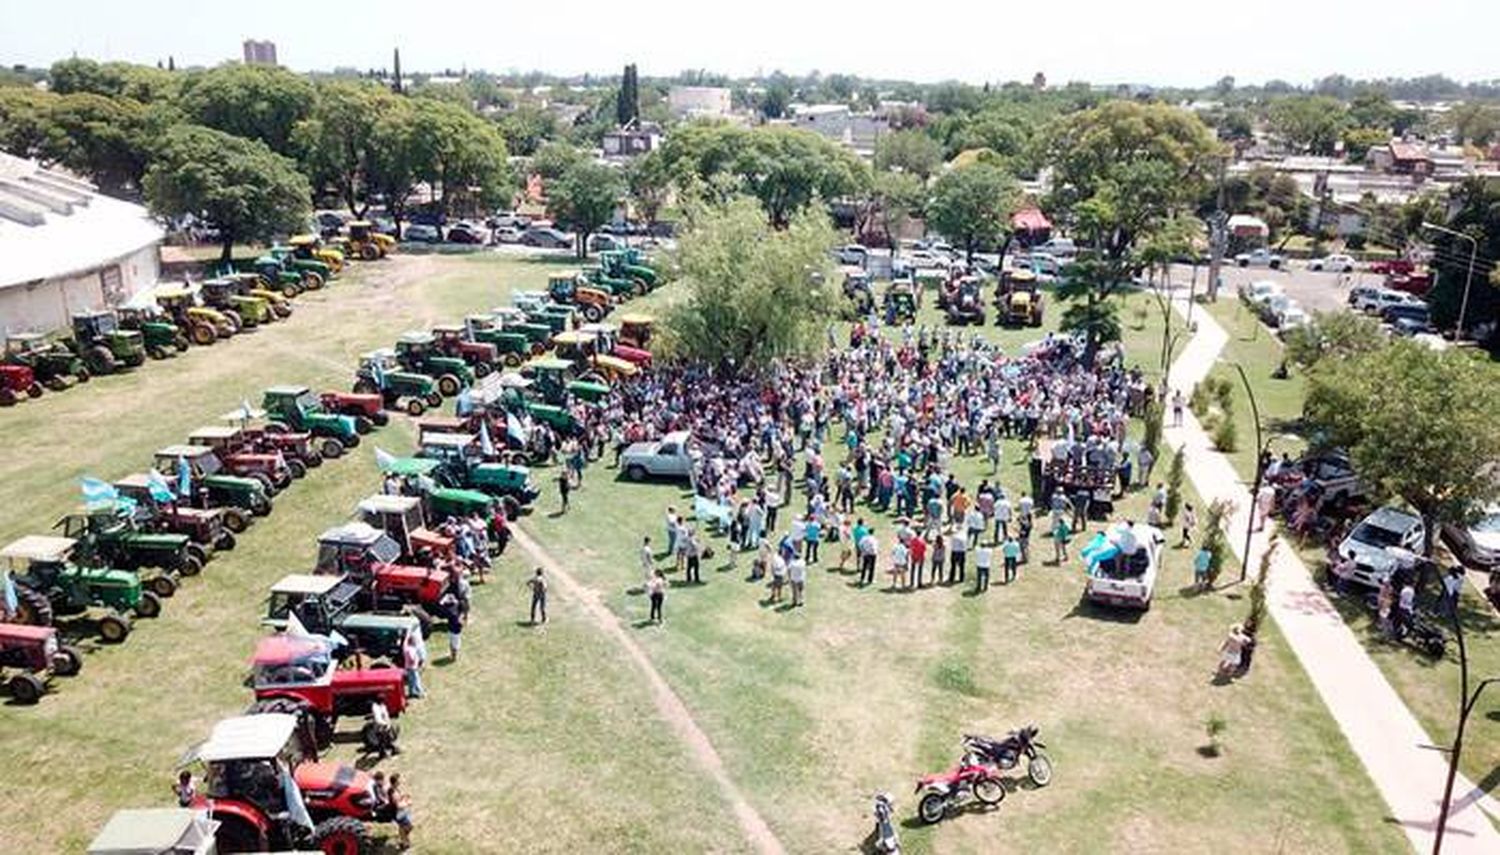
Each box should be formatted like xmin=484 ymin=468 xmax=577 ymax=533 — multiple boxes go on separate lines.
xmin=80 ymin=477 xmax=117 ymax=509
xmin=456 ymin=389 xmax=474 ymax=417
xmin=176 ymin=455 xmax=192 ymax=498
xmin=145 ymin=469 xmax=175 ymax=503
xmin=3 ymin=571 xmax=17 ymax=614
xmin=506 ymin=412 xmax=529 ymax=445
xmin=374 ymin=447 xmax=398 ymax=472
xmin=370 ymin=357 xmax=387 ymax=390
xmin=286 ymin=611 xmax=312 ymax=639
xmin=479 ymin=420 xmax=495 ymax=456
xmin=239 ymin=398 xmax=254 ymax=421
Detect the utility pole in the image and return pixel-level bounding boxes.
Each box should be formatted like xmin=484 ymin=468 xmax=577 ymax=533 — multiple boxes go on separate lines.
xmin=392 ymin=48 xmax=404 ymax=95
xmin=1206 ymin=155 xmax=1228 ymax=301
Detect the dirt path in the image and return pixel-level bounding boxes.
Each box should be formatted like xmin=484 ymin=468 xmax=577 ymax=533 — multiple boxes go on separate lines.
xmin=511 ymin=526 xmax=787 ymax=855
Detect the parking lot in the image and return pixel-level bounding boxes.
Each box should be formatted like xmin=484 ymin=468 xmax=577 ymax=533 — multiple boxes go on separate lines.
xmin=1181 ymin=261 xmax=1383 ymax=315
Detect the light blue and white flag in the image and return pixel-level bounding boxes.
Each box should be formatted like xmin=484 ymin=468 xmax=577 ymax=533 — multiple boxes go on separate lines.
xmin=176 ymin=455 xmax=193 ymax=498
xmin=281 ymin=764 xmax=314 ymax=830
xmin=374 ymin=447 xmax=398 ymax=472
xmin=3 ymin=571 xmax=17 ymax=614
xmin=80 ymin=477 xmax=117 ymax=509
xmin=479 ymin=420 xmax=495 ymax=456
xmin=506 ymin=412 xmax=529 ymax=444
xmin=145 ymin=469 xmax=175 ymax=503
xmin=370 ymin=357 xmax=387 ymax=390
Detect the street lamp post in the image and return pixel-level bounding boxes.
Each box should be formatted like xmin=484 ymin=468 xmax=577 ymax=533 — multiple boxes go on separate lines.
xmin=1231 ymin=363 xmax=1264 ymax=583
xmin=1432 ymin=589 xmax=1499 ymax=854
xmin=1421 ymin=222 xmax=1479 ymax=342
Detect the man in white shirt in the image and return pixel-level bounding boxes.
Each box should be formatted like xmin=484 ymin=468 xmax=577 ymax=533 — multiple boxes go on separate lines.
xmin=973 ymin=543 xmax=994 ymax=593
xmin=857 ymin=531 xmax=879 ymax=587
xmin=994 ymin=494 xmax=1013 ymax=541
xmin=948 ymin=529 xmax=968 ymax=584
xmin=965 ymin=507 xmax=985 ymax=548
xmin=788 ymin=556 xmax=807 ymax=606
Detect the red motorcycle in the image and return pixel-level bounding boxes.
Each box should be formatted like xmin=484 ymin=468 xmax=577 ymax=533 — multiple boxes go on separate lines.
xmin=914 ymin=760 xmax=1005 ymax=824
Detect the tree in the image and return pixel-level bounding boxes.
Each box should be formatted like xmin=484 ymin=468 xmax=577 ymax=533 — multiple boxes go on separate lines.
xmin=292 ymin=81 xmax=397 ymax=216
xmin=873 ymin=129 xmax=942 ymax=180
xmin=624 ymin=151 xmax=671 ymax=226
xmin=548 ymin=161 xmax=624 ymax=258
xmin=1426 ymin=179 xmax=1500 ymax=344
xmin=759 ymin=83 xmax=791 ymax=120
xmin=367 ymin=101 xmax=421 ymax=237
xmin=1282 ymin=310 xmax=1387 ymax=369
xmin=143 ymin=125 xmax=311 ymax=263
xmin=926 ymin=163 xmax=1018 ymax=262
xmin=530 ymin=141 xmax=587 ymax=182
xmin=616 ymin=63 xmax=639 ymax=127
xmin=407 ymin=98 xmax=510 ymax=218
xmin=664 ymin=197 xmax=838 ymax=370
xmin=868 ymin=170 xmax=925 ymax=248
xmin=1303 ymin=340 xmax=1500 ymax=557
xmin=1348 ymin=89 xmax=1399 ymax=132
xmin=1165 ymin=445 xmax=1185 ymax=524
xmin=1267 ymin=96 xmax=1349 ymax=155
xmin=177 ymin=64 xmax=316 ymax=156
xmin=1445 ymin=102 xmax=1500 ymax=146
xmin=1341 ymin=127 xmax=1390 ymax=162
xmin=496 ymin=104 xmax=558 ymax=156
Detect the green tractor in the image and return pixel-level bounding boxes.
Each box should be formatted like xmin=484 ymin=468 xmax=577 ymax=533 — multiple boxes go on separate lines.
xmin=521 ymin=356 xmax=608 ymax=405
xmin=116 ymin=305 xmax=189 ymax=359
xmin=152 ymin=445 xmax=273 ymax=519
xmin=353 ymin=349 xmax=442 ymax=416
xmin=199 ymin=278 xmax=271 ymax=330
xmin=1 ymin=535 xmax=161 ymax=643
xmin=393 ymin=332 xmax=475 ymax=398
xmin=260 ymin=385 xmax=365 ymax=457
xmin=598 ymin=249 xmax=658 ymax=294
xmin=250 ymin=252 xmax=320 ymax=293
xmin=512 ymin=291 xmax=578 ymax=333
xmin=469 ymin=375 xmax=583 ymax=440
xmin=68 ymin=311 xmax=146 ymax=376
xmin=464 ymin=315 xmax=539 ymax=367
xmin=488 ymin=308 xmax=555 ymax=351
xmin=412 ymin=433 xmax=541 ymax=515
xmin=55 ymin=505 xmax=203 ymax=599
xmin=223 ymin=272 xmax=294 ymax=319
xmin=268 ymin=244 xmax=333 ymax=289
xmin=581 ymin=264 xmax=637 ymax=300
xmin=4 ymin=333 xmax=90 ymax=390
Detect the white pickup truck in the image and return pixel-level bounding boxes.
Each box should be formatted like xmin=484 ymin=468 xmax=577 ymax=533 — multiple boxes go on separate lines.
xmin=620 ymin=431 xmax=698 ymax=483
xmin=1082 ymin=522 xmax=1164 ymax=610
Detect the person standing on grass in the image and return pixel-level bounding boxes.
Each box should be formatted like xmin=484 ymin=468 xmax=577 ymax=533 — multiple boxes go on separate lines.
xmin=948 ymin=526 xmax=967 ymax=584
xmin=1377 ymin=576 xmax=1396 ymax=636
xmin=1179 ymin=503 xmax=1198 ymax=546
xmin=402 ymin=631 xmax=425 ymax=698
xmin=556 ymin=469 xmax=571 ymax=514
xmin=804 ymin=514 xmax=822 ymax=563
xmin=665 ymin=507 xmax=680 ymax=556
xmin=837 ymin=515 xmax=854 ymax=571
xmin=1193 ymin=545 xmax=1212 ymax=591
xmin=789 ymin=554 xmax=807 ymax=606
xmin=445 ymin=603 xmax=463 ymax=662
xmin=965 ymin=504 xmax=985 ymax=549
xmin=389 ymin=772 xmax=414 ymax=850
xmin=1052 ymin=516 xmax=1072 ymax=563
xmin=930 ymin=526 xmax=947 ymax=584
xmin=1440 ymin=566 xmax=1465 ymax=619
xmin=527 ymin=567 xmax=548 ymax=625
xmin=909 ymin=530 xmax=927 ymax=589
xmin=890 ymin=537 xmax=909 ymax=590
xmin=769 ymin=551 xmax=788 ymax=603
xmin=639 ymin=536 xmax=655 ymax=588
xmin=1171 ymin=389 xmax=1185 ymax=427
xmin=683 ymin=527 xmax=702 ymax=584
xmin=1137 ymin=445 xmax=1155 ymax=487
xmin=994 ymin=491 xmax=1013 ymax=542
xmin=647 ymin=570 xmax=666 ymax=623
xmin=1397 ymin=580 xmax=1416 ymax=637
xmin=1017 ymin=514 xmax=1032 ymax=564
xmin=973 ymin=540 xmax=993 ymax=593
xmin=857 ymin=527 xmax=879 ymax=587
xmin=1002 ymin=534 xmax=1021 ymax=584
xmin=986 ymin=431 xmax=1000 ymax=474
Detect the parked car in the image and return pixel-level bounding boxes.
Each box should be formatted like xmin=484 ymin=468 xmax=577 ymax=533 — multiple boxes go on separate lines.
xmin=520 ymin=227 xmax=573 ymax=249
xmin=1336 ymin=506 xmax=1426 ymax=588
xmin=1276 ymin=305 xmax=1310 ymax=330
xmin=1369 ymin=258 xmax=1417 ymax=276
xmin=588 ymin=233 xmax=624 ymax=252
xmin=486 ymin=211 xmax=531 ymax=230
xmin=314 ymin=210 xmax=348 ymax=237
xmin=1307 ymin=254 xmax=1357 ymax=273
xmin=619 ymin=430 xmax=698 ymax=482
xmin=1391 ymin=316 xmax=1432 ymax=337
xmin=1258 ymin=293 xmax=1295 ymax=324
xmin=1358 ymin=289 xmax=1421 ymax=315
xmin=1280 ymin=451 xmax=1366 ymax=509
xmin=1238 ymin=279 xmax=1283 ymax=306
xmin=1443 ymin=504 xmax=1500 ymax=570
xmin=601 ymin=221 xmax=643 ymax=236
xmin=1034 ymin=237 xmax=1078 ymax=259
xmin=1381 ymin=301 xmax=1430 ymax=327
xmin=1235 ymin=248 xmax=1284 ymax=269
xmin=404 ymin=224 xmax=442 ymax=243
xmin=1026 ymin=252 xmax=1063 ymax=276
xmin=1347 ymin=284 xmax=1382 ymax=308
xmin=493 ymin=226 xmax=525 ymax=244
xmin=1082 ymin=522 xmax=1164 ymax=609
xmin=445 ymin=222 xmax=488 ymax=245
xmin=835 ymin=244 xmax=870 ymax=267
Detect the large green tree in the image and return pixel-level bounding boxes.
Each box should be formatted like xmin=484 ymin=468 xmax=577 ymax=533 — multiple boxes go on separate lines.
xmin=1425 ymin=178 xmax=1500 ymax=344
xmin=1267 ymin=95 xmax=1349 ymax=155
xmin=548 ymin=161 xmax=624 ymax=258
xmin=664 ymin=197 xmax=838 ymax=370
xmin=926 ymin=163 xmax=1018 ymax=262
xmin=144 ymin=125 xmax=311 ymax=262
xmin=873 ymin=129 xmax=942 ymax=180
xmin=292 ymin=81 xmax=401 ymax=216
xmin=1303 ymin=340 xmax=1500 ymax=556
xmin=178 ymin=64 xmax=316 ymax=156
xmin=407 ymin=97 xmax=510 ymax=218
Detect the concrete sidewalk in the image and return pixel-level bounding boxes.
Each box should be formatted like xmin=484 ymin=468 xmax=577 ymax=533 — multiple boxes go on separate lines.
xmin=1162 ymin=294 xmax=1500 ymax=853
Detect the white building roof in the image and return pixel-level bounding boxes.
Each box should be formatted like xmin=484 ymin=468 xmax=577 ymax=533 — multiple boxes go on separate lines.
xmin=0 ymin=153 xmax=164 ymax=290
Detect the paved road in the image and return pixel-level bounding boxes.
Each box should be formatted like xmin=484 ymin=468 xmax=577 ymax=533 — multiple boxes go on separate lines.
xmin=1165 ymin=262 xmax=1384 ymax=315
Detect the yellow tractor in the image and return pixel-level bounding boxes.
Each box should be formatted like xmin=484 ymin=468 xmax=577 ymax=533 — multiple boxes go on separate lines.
xmin=288 ymin=234 xmax=344 ymax=275
xmin=346 ymin=220 xmax=396 ymax=260
xmin=154 ymin=288 xmax=237 ymax=345
xmin=997 ymin=269 xmax=1045 ymax=327
xmin=224 ymin=273 xmax=294 ymax=320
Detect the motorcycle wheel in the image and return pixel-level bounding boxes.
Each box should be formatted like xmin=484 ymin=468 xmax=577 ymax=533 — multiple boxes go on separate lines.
xmin=918 ymin=792 xmax=947 ymax=824
xmin=973 ymin=776 xmax=1006 ymax=805
xmin=1028 ymin=753 xmax=1054 ymax=787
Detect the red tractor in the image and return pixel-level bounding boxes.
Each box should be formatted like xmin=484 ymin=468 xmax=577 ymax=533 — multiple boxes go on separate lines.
xmin=315 ymin=522 xmax=453 ymax=619
xmin=0 ymin=363 xmax=44 ymax=406
xmin=354 ymin=495 xmax=457 ymax=565
xmin=186 ymin=712 xmax=384 ymax=854
xmin=221 ymin=408 xmax=325 ymax=478
xmin=0 ymin=623 xmax=82 ymax=703
xmin=318 ymin=390 xmax=390 ymax=432
xmin=188 ymin=425 xmax=295 ymax=495
xmin=245 ymin=634 xmax=406 ymax=752
xmin=113 ymin=471 xmax=249 ymax=540
xmin=431 ymin=324 xmax=499 ymax=378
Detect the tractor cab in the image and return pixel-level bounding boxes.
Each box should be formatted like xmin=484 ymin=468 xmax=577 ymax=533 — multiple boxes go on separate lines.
xmin=346 ymin=219 xmax=395 ymax=260
xmin=551 ymin=329 xmax=600 ymax=363
xmin=415 ymin=434 xmax=540 ymax=512
xmin=316 ymin=521 xmax=402 ymax=576
xmin=153 ymin=287 xmax=235 ymax=345
xmin=87 ymin=808 xmax=217 ymax=855
xmin=597 ymin=248 xmax=658 ymax=292
xmin=354 ymin=495 xmax=452 ymax=563
xmin=249 ymin=633 xmax=407 ymax=720
xmin=185 ymin=713 xmax=379 ymax=853
xmin=263 ymin=573 xmax=363 ymax=635
xmin=618 ymin=313 xmax=655 ymax=350
xmin=1 ymin=535 xmax=150 ymax=642
xmin=547 ymin=271 xmax=612 ymax=323
xmin=580 ymin=321 xmax=651 ymax=368
xmin=189 ymin=425 xmax=293 ymax=494
xmin=521 ymin=355 xmax=609 ymax=404
xmin=0 ymin=620 xmax=81 ymax=704
xmin=154 ymin=445 xmax=272 ymax=518
xmin=288 ymin=234 xmax=345 ymax=273
xmin=841 ymin=268 xmax=874 ymax=315
xmin=431 ymin=324 xmax=498 ymax=376
xmin=5 ymin=332 xmax=86 ymax=391
xmin=200 ymin=278 xmax=270 ymax=328
xmin=260 ymin=385 xmax=362 ymax=453
xmin=944 ymin=276 xmax=986 ymax=326
xmin=998 ymin=269 xmax=1044 ymax=327
xmin=394 ymin=332 xmax=475 ymax=396
xmin=112 ymin=472 xmax=235 ymax=548
xmin=882 ymin=283 xmax=918 ymax=325
xmin=319 ymin=520 xmax=452 ymax=618
xmin=71 ymin=311 xmax=145 ymax=373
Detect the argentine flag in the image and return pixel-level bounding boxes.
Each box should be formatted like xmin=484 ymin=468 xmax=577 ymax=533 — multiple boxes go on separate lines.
xmin=479 ymin=420 xmax=496 ymax=456
xmin=145 ymin=469 xmax=176 ymax=503
xmin=369 ymin=357 xmax=387 ymax=390
xmin=80 ymin=477 xmax=117 ymax=509
xmin=176 ymin=455 xmax=193 ymax=498
xmin=374 ymin=447 xmax=398 ymax=472
xmin=506 ymin=412 xmax=529 ymax=445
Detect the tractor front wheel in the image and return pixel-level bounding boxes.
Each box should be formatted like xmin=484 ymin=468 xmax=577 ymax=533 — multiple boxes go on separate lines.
xmin=222 ymin=508 xmax=250 ymax=533
xmin=73 ymin=365 xmax=90 ymax=382
xmin=310 ymin=816 xmax=369 ymax=855
xmin=0 ymin=388 xmax=16 ymax=407
xmin=174 ymin=333 xmax=191 ymax=352
xmin=148 ymin=345 xmax=170 ymax=360
xmin=301 ymin=272 xmax=325 ymax=291
xmin=582 ymin=304 xmax=604 ymax=323
xmin=352 ymin=379 xmax=378 ymax=395
xmin=149 ymin=574 xmax=178 ymax=599
xmin=251 ymin=472 xmax=277 ymax=496
xmin=43 ymin=377 xmax=68 ymax=392
xmin=286 ymin=458 xmax=308 ymax=479
xmin=303 ymin=450 xmax=324 ymax=468
xmin=437 ymin=374 xmax=461 ymax=397
xmin=370 ymin=410 xmax=389 ymax=427
xmin=222 ymin=311 xmax=243 ymax=335
xmin=425 ymin=391 xmax=444 ymax=408
xmin=185 ymin=543 xmax=209 ymax=569
xmin=250 ymin=494 xmax=273 ymax=517
xmin=353 ymin=415 xmax=374 ymax=435
xmin=52 ymin=644 xmax=83 ymax=676
xmin=215 ymin=531 xmax=237 ymax=551
xmin=8 ymin=673 xmax=44 ymax=704
xmin=190 ymin=324 xmax=216 ymax=346
xmin=503 ymin=352 xmax=522 ymax=367
xmin=136 ymin=591 xmax=164 ymax=617
xmin=98 ymin=613 xmax=132 ymax=642
xmin=360 ymin=244 xmax=379 ymax=261
xmin=87 ymin=345 xmax=116 ymax=375
xmin=405 ymin=398 xmax=426 ymax=416
xmin=273 ymin=303 xmax=292 ymax=319
xmin=530 ymin=342 xmax=546 ymax=356
xmin=319 ymin=437 xmax=345 ymax=459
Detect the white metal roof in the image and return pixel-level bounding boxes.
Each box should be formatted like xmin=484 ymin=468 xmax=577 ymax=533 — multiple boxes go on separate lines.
xmin=320 ymin=521 xmax=385 ymax=544
xmin=0 ymin=153 xmax=164 ymax=290
xmin=189 ymin=425 xmax=240 ymax=440
xmin=357 ymin=494 xmax=421 ymax=513
xmin=87 ymin=808 xmax=216 ymax=854
xmin=269 ymin=574 xmax=341 ymax=595
xmin=1 ymin=534 xmax=77 ymax=562
xmin=422 ymin=432 xmax=478 ymax=447
xmin=194 ymin=713 xmax=298 ymax=762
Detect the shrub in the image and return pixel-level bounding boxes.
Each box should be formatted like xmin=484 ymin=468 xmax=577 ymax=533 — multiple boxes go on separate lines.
xmin=1165 ymin=445 xmax=1185 ymax=523
xmin=1204 ymin=713 xmax=1228 ymax=756
xmin=1246 ymin=535 xmax=1277 ymax=635
xmin=1213 ymin=416 xmax=1238 ymax=452
xmin=1201 ymin=498 xmax=1233 ymax=586
xmin=1142 ymin=400 xmax=1163 ymax=460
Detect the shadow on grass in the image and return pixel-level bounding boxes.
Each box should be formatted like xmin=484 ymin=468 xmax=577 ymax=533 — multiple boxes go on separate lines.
xmin=1062 ymin=599 xmax=1145 ymax=624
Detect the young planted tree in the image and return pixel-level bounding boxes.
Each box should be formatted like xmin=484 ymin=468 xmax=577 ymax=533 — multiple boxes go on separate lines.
xmin=1165 ymin=444 xmax=1185 ymax=524
xmin=143 ymin=124 xmax=310 ymax=263
xmin=1200 ymin=498 xmax=1234 ymax=587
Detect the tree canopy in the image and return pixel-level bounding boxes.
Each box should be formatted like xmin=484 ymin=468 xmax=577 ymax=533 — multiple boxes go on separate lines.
xmin=144 ymin=125 xmax=310 ymax=262
xmin=177 ymin=64 xmax=316 ymax=157
xmin=926 ymin=163 xmax=1018 ymax=261
xmin=663 ymin=197 xmax=838 ymax=370
xmin=547 ymin=161 xmax=624 ymax=258
xmin=873 ymin=129 xmax=943 ymax=180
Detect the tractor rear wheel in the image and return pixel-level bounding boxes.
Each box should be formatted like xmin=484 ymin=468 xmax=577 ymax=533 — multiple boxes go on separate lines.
xmin=135 ymin=591 xmax=163 ymax=618
xmin=43 ymin=377 xmax=68 ymax=392
xmin=302 ymin=271 xmax=325 ymax=291
xmin=250 ymin=494 xmax=273 ymax=517
xmin=503 ymin=352 xmax=522 ymax=367
xmin=222 ymin=508 xmax=250 ymax=534
xmin=248 ymin=696 xmax=332 ymax=750
xmin=190 ymin=323 xmax=216 ymax=346
xmin=310 ymin=816 xmax=369 ymax=855
xmin=405 ymin=398 xmax=426 ymax=416
xmin=98 ymin=613 xmax=132 ymax=642
xmin=150 ymin=573 xmax=178 ymax=598
xmin=179 ymin=553 xmax=204 ymax=577
xmin=352 ymin=379 xmax=378 ymax=395
xmin=437 ymin=374 xmax=461 ymax=397
xmin=73 ymin=366 xmax=90 ymax=382
xmin=52 ymin=644 xmax=83 ymax=676
xmin=286 ymin=458 xmax=308 ymax=479
xmin=221 ymin=311 xmax=242 ymax=335
xmin=319 ymin=438 xmax=345 ymax=459
xmin=360 ymin=244 xmax=379 ymax=261
xmin=0 ymin=388 xmax=16 ymax=407
xmin=87 ymin=345 xmax=116 ymax=375
xmin=148 ymin=345 xmax=169 ymax=360
xmin=8 ymin=673 xmax=44 ymax=704
xmin=425 ymin=392 xmax=443 ymax=408
xmin=303 ymin=449 xmax=324 ymax=468
xmin=370 ymin=410 xmax=389 ymax=427
xmin=250 ymin=472 xmax=277 ymax=496
xmin=582 ymin=304 xmax=604 ymax=323
xmin=502 ymin=496 xmax=521 ymax=520
xmin=273 ymin=303 xmax=292 ymax=319
xmin=25 ymin=382 xmax=43 ymax=398
xmin=361 ymin=720 xmax=400 ymax=753
xmin=353 ymin=415 xmax=374 ymax=435
xmin=473 ymin=361 xmax=493 ymax=378
xmin=174 ymin=333 xmax=191 ymax=352
xmin=211 ymin=814 xmax=264 ymax=853
xmin=216 ymin=531 xmax=237 ymax=551
xmin=15 ymin=586 xmax=53 ymax=626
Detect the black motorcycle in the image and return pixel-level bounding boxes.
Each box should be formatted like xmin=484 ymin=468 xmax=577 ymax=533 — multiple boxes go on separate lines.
xmin=962 ymin=726 xmax=1054 ymax=787
xmin=1362 ymin=593 xmax=1447 ymax=658
xmin=870 ymin=793 xmax=900 ymax=853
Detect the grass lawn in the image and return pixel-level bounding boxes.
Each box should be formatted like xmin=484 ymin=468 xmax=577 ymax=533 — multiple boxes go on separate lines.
xmin=0 ymin=258 xmax=1404 ymax=852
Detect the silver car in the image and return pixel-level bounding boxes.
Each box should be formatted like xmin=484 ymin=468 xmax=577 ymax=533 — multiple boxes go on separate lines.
xmin=1444 ymin=505 xmax=1500 ymax=570
xmin=1337 ymin=507 xmax=1426 ymax=587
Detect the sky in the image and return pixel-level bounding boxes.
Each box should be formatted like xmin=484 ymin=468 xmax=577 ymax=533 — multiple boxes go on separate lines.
xmin=2 ymin=0 xmax=1497 ymax=88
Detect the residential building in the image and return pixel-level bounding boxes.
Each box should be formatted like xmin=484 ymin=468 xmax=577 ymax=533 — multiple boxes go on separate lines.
xmin=242 ymin=39 xmax=277 ymax=66
xmin=787 ymin=103 xmax=891 ymax=158
xmin=0 ymin=153 xmax=164 ymax=333
xmin=668 ymin=86 xmax=732 ymax=119
xmin=601 ymin=124 xmax=662 ymax=159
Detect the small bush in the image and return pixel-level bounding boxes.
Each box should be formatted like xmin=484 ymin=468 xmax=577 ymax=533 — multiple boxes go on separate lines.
xmin=1189 ymin=383 xmax=1209 ymax=416
xmin=1204 ymin=713 xmax=1228 ymax=756
xmin=1201 ymin=499 xmax=1234 ymax=586
xmin=1165 ymin=445 xmax=1185 ymax=523
xmin=1213 ymin=417 xmax=1238 ymax=452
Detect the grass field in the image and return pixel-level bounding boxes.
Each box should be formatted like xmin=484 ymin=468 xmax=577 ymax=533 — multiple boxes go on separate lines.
xmin=0 ymin=256 xmax=1406 ymax=853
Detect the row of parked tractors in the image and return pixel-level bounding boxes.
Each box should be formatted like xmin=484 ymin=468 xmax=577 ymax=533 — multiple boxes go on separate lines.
xmin=0 ymin=233 xmax=390 ymax=408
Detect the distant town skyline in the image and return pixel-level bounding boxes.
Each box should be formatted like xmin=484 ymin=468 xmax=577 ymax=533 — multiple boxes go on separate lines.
xmin=4 ymin=0 xmax=1498 ymax=88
